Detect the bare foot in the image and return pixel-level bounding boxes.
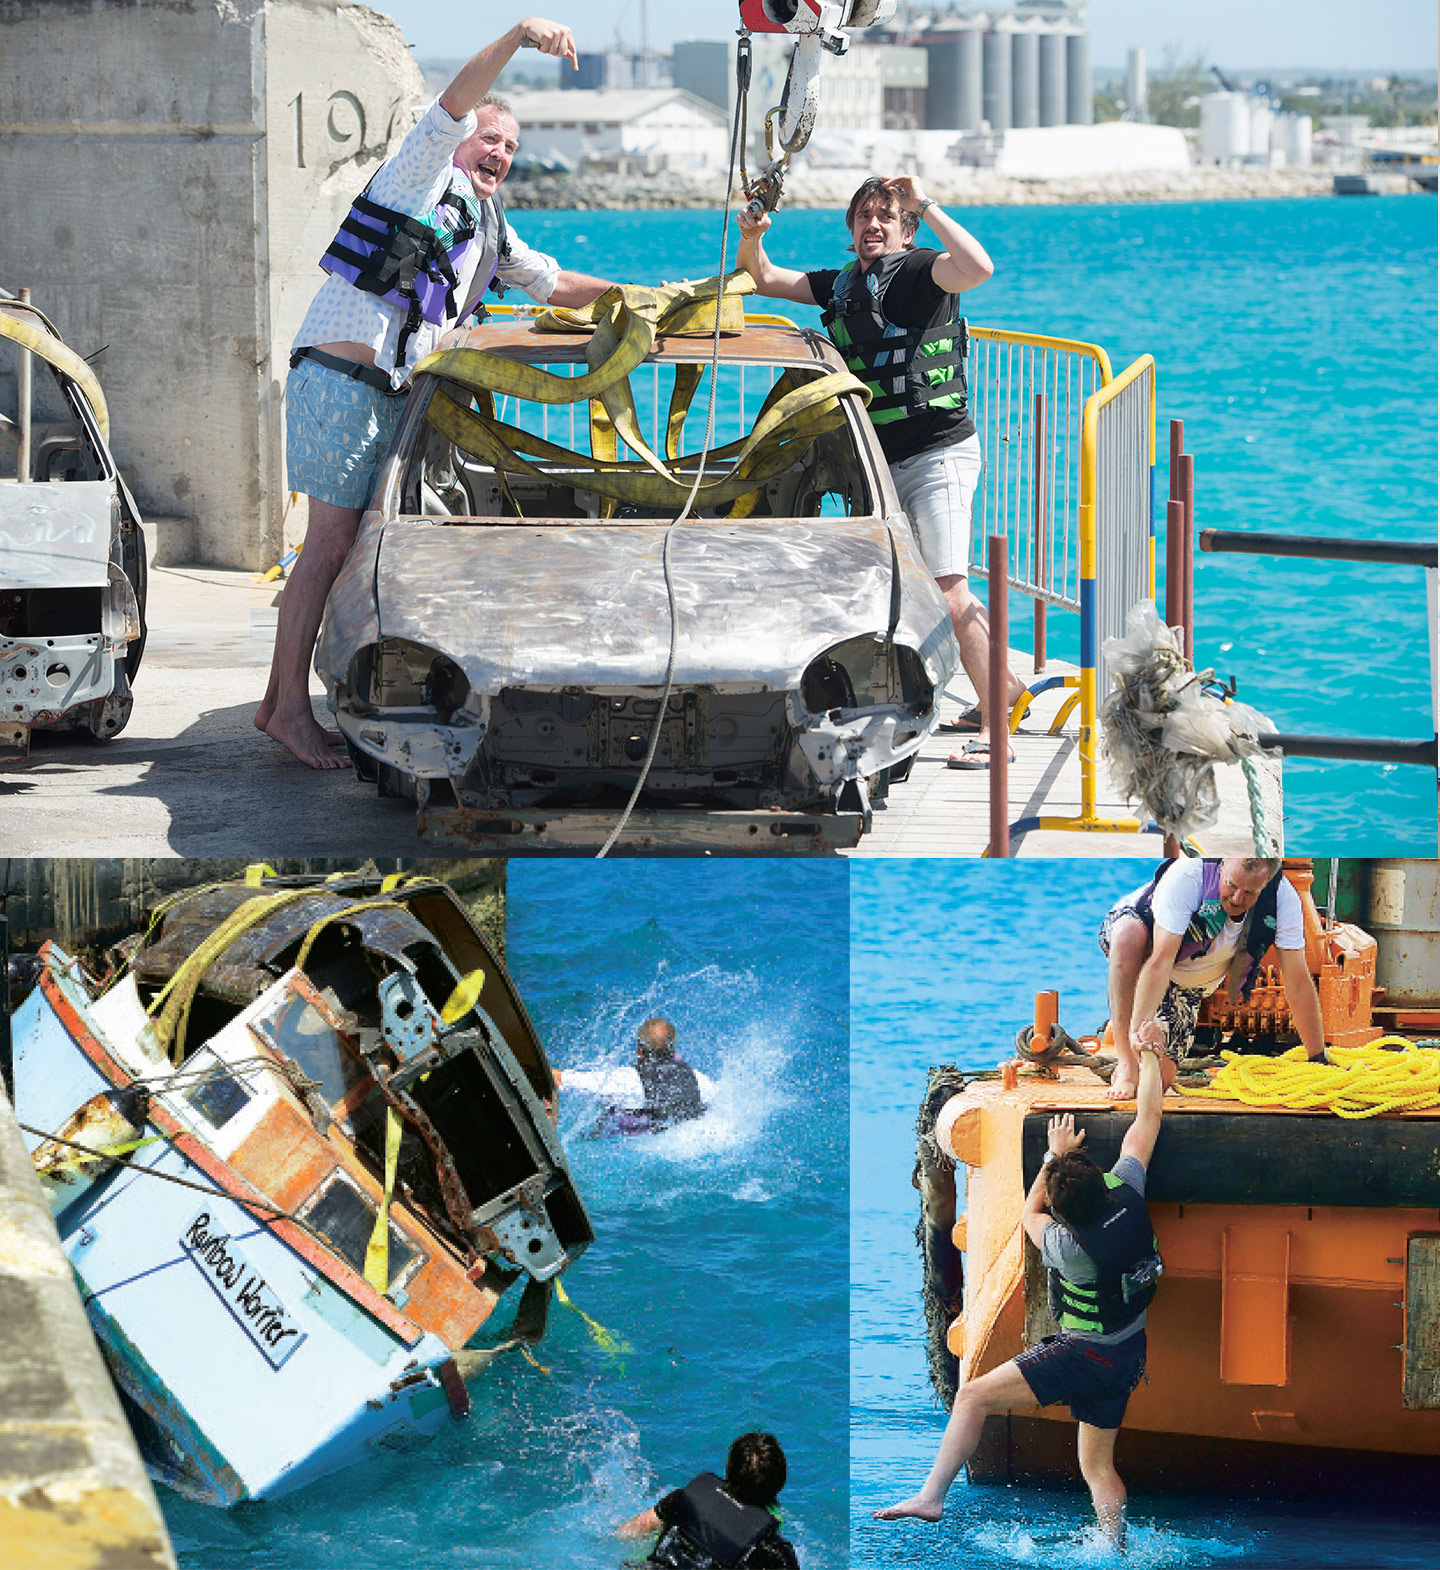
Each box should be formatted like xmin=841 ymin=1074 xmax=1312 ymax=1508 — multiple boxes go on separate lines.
xmin=263 ymin=709 xmax=351 ymax=770
xmin=873 ymin=1497 xmax=943 ymax=1522
xmin=253 ymin=698 xmax=274 ymax=732
xmin=1105 ymin=1073 xmax=1138 ymax=1102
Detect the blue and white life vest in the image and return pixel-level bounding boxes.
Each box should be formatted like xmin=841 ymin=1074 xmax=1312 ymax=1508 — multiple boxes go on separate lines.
xmin=319 ymin=176 xmax=510 ymax=370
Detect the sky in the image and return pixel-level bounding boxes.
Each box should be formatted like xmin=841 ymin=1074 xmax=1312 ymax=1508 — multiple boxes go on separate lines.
xmin=373 ymin=0 xmax=1436 ymax=73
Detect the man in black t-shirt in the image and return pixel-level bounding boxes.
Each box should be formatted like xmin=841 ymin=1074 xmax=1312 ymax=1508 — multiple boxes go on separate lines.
xmin=738 ymin=179 xmax=1024 ymax=766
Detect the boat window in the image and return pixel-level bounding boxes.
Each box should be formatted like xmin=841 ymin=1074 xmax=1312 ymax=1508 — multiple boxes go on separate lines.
xmin=405 ymin=358 xmax=872 ymax=523
xmin=187 ymin=1070 xmax=253 ymax=1129
xmin=300 ymin=1171 xmax=422 ymax=1293
xmin=253 ymin=990 xmax=367 ymax=1109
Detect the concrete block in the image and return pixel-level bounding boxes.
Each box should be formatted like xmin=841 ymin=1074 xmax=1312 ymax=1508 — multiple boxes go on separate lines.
xmin=0 ymin=1082 xmax=176 ymax=1568
xmin=141 ymin=516 xmax=198 ymax=568
xmin=0 ymin=0 xmax=425 ymax=568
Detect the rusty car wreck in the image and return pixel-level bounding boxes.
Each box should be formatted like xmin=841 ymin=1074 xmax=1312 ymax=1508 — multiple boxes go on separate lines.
xmin=314 ymin=279 xmax=958 ymax=852
xmin=0 ymin=294 xmax=147 ymax=762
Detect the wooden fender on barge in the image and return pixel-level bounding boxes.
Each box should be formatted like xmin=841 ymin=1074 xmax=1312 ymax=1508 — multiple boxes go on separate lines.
xmin=928 ymin=1068 xmax=1440 ymax=1495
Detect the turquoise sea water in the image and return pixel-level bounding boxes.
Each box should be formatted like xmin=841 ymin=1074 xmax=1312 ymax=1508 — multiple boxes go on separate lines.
xmin=161 ymin=862 xmax=849 ymax=1568
xmin=514 ymin=196 xmax=1438 ymax=854
xmin=850 ymin=861 xmax=1440 ymax=1570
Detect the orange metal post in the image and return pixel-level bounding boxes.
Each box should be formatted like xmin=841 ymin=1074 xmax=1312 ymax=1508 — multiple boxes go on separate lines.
xmin=1034 ymin=990 xmax=1059 ymax=1050
xmin=988 ymin=533 xmax=1010 ymax=858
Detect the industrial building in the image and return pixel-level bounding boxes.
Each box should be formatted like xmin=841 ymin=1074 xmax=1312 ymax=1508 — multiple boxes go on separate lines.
xmin=672 ymin=0 xmax=1093 ymax=137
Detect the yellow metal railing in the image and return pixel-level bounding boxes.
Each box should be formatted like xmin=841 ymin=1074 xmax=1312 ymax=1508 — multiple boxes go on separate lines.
xmin=1011 ymin=352 xmax=1157 ymax=839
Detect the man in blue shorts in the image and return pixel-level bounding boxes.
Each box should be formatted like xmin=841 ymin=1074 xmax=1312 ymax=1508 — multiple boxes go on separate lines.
xmin=737 ymin=178 xmax=1025 ymax=766
xmin=874 ymin=1040 xmax=1166 ymax=1548
xmin=259 ymin=16 xmax=613 ymax=768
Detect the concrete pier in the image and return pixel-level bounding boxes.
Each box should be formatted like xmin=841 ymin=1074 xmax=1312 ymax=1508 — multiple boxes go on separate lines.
xmin=0 ymin=0 xmax=425 ymax=569
xmin=0 ymin=1083 xmax=175 ymax=1568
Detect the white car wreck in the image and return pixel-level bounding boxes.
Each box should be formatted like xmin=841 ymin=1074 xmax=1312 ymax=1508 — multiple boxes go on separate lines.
xmin=0 ymin=296 xmax=146 ymax=762
xmin=315 ymin=282 xmax=958 ymax=852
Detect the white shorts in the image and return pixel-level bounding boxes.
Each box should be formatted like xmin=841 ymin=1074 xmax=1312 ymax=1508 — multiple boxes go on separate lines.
xmin=889 ymin=433 xmax=982 ymax=580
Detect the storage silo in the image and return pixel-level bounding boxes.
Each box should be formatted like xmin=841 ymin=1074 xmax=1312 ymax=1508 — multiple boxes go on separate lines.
xmin=925 ymin=29 xmax=984 ymax=130
xmin=1200 ymin=91 xmax=1250 ymax=162
xmin=1038 ymin=28 xmax=1067 ymax=126
xmin=1011 ymin=27 xmax=1039 ymax=128
xmin=982 ymin=24 xmax=1013 ymax=130
xmin=1274 ymin=112 xmax=1313 ymax=166
xmin=1065 ymin=30 xmax=1091 ymax=124
xmin=1249 ymin=99 xmax=1275 ymax=161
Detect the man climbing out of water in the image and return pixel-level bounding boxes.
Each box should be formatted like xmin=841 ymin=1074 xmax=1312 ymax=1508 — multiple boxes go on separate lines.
xmin=1099 ymin=856 xmax=1326 ymax=1102
xmin=631 ymin=1017 xmax=704 ymax=1129
xmin=736 ymin=179 xmax=1026 ymax=769
xmin=259 ymin=16 xmax=614 ymax=768
xmin=874 ymin=1041 xmax=1168 ymax=1549
xmin=616 ymin=1430 xmax=801 ymax=1568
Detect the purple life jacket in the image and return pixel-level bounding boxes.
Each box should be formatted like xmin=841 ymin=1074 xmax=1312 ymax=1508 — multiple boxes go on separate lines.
xmin=1134 ymin=858 xmax=1283 ymax=1002
xmin=319 ymin=175 xmax=510 ymax=370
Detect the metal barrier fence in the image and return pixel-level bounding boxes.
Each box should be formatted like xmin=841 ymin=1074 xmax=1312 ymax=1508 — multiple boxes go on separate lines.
xmin=978 ymin=343 xmax=1157 ymax=847
xmin=968 ymin=328 xmax=1114 ymax=660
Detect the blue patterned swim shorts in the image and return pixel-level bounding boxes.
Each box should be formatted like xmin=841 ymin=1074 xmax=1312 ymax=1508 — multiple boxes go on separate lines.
xmin=285 ymin=356 xmax=405 ymax=510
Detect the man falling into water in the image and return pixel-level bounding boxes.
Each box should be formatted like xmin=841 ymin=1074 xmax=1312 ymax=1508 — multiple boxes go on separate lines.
xmin=875 ymin=1040 xmax=1167 ymax=1548
xmin=737 ymin=178 xmax=1026 ymax=767
xmin=260 ymin=16 xmax=614 ymax=768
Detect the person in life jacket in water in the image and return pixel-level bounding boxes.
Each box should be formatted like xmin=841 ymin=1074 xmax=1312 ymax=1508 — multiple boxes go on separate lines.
xmin=628 ymin=1017 xmax=705 ymax=1130
xmin=258 ymin=17 xmax=614 ymax=770
xmin=616 ymin=1431 xmax=801 ymax=1568
xmin=1099 ymin=855 xmax=1327 ymax=1102
xmin=736 ymin=179 xmax=1027 ymax=770
xmin=876 ymin=1041 xmax=1167 ymax=1549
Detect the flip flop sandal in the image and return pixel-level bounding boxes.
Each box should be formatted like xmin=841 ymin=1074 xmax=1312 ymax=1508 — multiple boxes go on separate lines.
xmin=946 ymin=741 xmax=1016 ymax=771
xmin=937 ymin=704 xmax=983 ymax=734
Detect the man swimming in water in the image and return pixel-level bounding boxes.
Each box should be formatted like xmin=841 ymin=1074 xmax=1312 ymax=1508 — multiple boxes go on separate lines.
xmin=617 ymin=1431 xmax=800 ymax=1568
xmin=630 ymin=1017 xmax=704 ymax=1129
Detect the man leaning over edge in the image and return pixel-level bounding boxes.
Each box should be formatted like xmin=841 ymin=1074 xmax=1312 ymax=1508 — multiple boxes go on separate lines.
xmin=259 ymin=17 xmax=614 ymax=768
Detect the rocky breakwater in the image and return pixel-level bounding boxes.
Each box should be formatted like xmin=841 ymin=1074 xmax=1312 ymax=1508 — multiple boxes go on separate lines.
xmin=504 ymin=164 xmax=1336 ymax=212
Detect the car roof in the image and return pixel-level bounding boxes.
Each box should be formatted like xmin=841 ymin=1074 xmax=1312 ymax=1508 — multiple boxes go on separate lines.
xmin=440 ymin=316 xmax=842 ymax=369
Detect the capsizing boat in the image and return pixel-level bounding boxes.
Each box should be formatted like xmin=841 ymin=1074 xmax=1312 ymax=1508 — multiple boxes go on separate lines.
xmin=11 ymin=868 xmax=593 ymax=1505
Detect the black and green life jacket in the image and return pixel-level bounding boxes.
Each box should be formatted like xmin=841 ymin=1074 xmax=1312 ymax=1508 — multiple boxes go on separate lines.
xmin=818 ymin=251 xmax=969 ymax=430
xmin=1047 ymin=1173 xmax=1163 ymax=1337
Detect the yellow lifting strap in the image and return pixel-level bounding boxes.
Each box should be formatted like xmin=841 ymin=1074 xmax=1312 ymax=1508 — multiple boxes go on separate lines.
xmin=1178 ymin=1035 xmax=1440 ymax=1119
xmin=441 ymin=968 xmax=486 ymax=1025
xmin=554 ymin=1279 xmax=631 ymax=1357
xmin=363 ymin=1105 xmax=404 ymax=1294
xmin=0 ymin=308 xmax=110 ymax=442
xmin=148 ymin=888 xmax=323 ymax=1065
xmin=292 ymin=899 xmax=409 ymax=972
xmin=415 ymin=272 xmax=870 ymax=513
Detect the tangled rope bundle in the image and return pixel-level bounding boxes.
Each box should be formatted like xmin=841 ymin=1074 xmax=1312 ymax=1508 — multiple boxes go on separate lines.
xmin=1099 ymin=600 xmax=1278 ymax=851
xmin=1177 ymin=1036 xmax=1440 ymax=1119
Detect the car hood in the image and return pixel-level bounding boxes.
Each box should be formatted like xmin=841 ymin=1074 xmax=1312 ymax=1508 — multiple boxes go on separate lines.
xmin=326 ymin=516 xmax=954 ymax=692
xmin=0 ymin=482 xmax=115 ymax=590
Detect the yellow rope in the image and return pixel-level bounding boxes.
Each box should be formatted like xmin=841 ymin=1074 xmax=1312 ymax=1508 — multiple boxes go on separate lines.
xmin=1177 ymin=1036 xmax=1440 ymax=1119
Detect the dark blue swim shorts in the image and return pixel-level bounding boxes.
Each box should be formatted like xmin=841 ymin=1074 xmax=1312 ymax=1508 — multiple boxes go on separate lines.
xmin=1014 ymin=1329 xmax=1147 ymax=1429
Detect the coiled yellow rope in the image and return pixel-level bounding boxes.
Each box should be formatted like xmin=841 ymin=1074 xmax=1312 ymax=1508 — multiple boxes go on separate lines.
xmin=1177 ymin=1036 xmax=1440 ymax=1119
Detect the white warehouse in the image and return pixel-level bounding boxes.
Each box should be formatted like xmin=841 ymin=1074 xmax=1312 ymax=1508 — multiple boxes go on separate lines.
xmin=506 ymin=89 xmax=729 ymax=172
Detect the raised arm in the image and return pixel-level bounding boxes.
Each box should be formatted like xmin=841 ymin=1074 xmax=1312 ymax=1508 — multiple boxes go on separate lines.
xmin=1119 ymin=1045 xmax=1164 ymax=1170
xmin=1022 ymin=1112 xmax=1085 ymax=1247
xmin=736 ymin=211 xmax=817 ymax=306
xmin=440 ymin=17 xmax=579 ymax=119
xmin=882 ymin=177 xmax=993 ymax=295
